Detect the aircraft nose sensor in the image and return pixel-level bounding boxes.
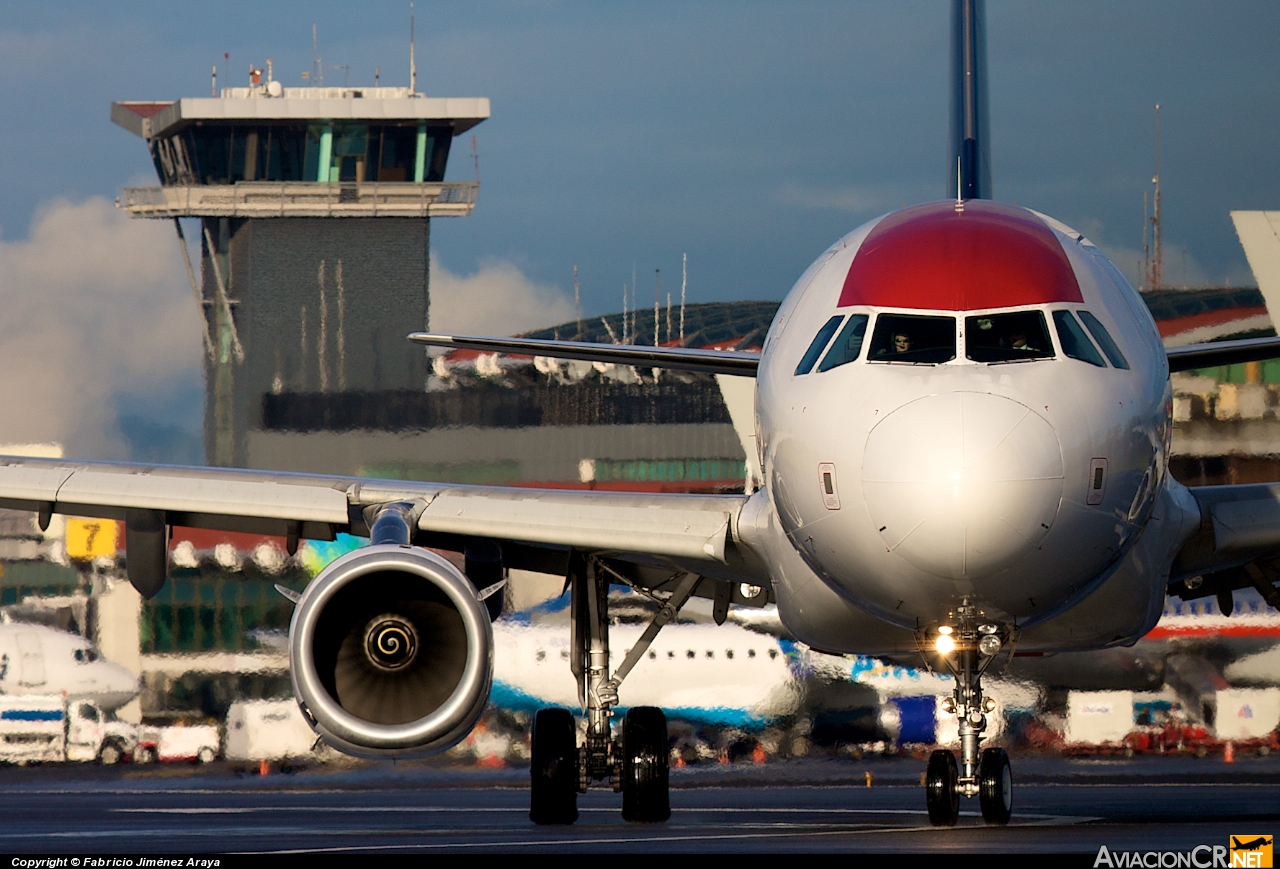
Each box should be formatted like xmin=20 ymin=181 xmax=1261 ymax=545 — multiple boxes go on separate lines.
xmin=861 ymin=392 xmax=1064 ymax=579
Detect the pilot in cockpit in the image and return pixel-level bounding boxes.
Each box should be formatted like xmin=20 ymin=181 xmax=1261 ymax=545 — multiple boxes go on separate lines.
xmin=893 ymin=332 xmax=912 ymax=354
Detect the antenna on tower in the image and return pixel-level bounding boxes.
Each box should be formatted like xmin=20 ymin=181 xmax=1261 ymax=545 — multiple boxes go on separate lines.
xmin=1147 ymin=103 xmax=1163 ymax=291
xmin=470 ymin=135 xmax=479 ymax=183
xmin=573 ymin=265 xmax=582 ymax=339
xmin=654 ymin=269 xmax=660 ymax=347
xmin=680 ymin=253 xmax=687 ymax=344
xmin=410 ymin=2 xmax=417 ymax=95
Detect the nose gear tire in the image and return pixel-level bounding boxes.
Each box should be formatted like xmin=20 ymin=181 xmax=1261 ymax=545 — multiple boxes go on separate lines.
xmin=978 ymin=747 xmax=1013 ymax=825
xmin=621 ymin=706 xmax=671 ymax=823
xmin=530 ymin=708 xmax=579 ymax=825
xmin=926 ymin=749 xmax=960 ymax=826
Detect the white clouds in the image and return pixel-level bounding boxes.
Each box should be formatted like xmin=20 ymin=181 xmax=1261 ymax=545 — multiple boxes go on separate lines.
xmin=428 ymin=257 xmax=576 ymax=336
xmin=0 ymin=198 xmax=202 ymax=458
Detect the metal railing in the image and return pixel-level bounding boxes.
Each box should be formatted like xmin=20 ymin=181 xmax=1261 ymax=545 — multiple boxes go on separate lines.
xmin=117 ymin=181 xmax=479 ymax=219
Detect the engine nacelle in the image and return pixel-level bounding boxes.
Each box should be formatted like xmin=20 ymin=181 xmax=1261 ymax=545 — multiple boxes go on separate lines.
xmin=289 ymin=544 xmax=493 ymax=758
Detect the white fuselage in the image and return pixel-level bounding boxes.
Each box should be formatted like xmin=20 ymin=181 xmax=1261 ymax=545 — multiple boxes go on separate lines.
xmin=494 ymin=621 xmax=798 ymax=726
xmin=745 ymin=200 xmax=1200 ymax=654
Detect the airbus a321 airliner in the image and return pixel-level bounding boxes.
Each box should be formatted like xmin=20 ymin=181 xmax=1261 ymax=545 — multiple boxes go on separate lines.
xmin=0 ymin=0 xmax=1278 ymax=827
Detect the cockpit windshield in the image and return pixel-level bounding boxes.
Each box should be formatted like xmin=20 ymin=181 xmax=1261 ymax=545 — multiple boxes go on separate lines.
xmin=868 ymin=314 xmax=956 ymax=364
xmin=965 ymin=311 xmax=1054 ymax=363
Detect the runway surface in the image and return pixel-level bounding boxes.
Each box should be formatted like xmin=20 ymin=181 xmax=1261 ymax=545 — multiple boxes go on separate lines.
xmin=0 ymin=755 xmax=1277 ymax=854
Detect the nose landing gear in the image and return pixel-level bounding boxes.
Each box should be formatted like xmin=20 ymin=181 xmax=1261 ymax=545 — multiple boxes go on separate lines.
xmin=920 ymin=608 xmax=1014 ymax=826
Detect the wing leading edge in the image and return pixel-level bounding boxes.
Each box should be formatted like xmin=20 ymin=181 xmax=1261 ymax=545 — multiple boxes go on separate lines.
xmin=408 ymin=332 xmax=760 ymax=377
xmin=0 ymin=455 xmax=763 ymax=590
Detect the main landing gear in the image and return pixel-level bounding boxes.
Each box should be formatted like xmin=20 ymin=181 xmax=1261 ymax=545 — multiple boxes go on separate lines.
xmin=529 ymin=553 xmax=700 ymax=825
xmin=921 ymin=605 xmax=1014 ymax=827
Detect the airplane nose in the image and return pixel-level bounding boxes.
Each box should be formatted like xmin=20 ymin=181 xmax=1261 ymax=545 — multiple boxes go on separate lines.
xmin=862 ymin=392 xmax=1063 ymax=579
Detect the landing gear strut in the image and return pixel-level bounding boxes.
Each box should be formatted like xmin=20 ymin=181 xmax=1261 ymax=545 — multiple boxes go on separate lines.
xmin=921 ymin=605 xmax=1014 ymax=826
xmin=529 ymin=553 xmax=697 ymax=825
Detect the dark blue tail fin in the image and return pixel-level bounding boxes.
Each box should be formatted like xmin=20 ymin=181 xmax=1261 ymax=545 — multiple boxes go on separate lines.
xmin=949 ymin=0 xmax=991 ymax=199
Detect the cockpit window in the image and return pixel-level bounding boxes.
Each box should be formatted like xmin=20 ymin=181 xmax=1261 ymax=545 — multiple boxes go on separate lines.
xmin=73 ymin=648 xmax=99 ymax=664
xmin=1052 ymin=310 xmax=1106 ymax=367
xmin=868 ymin=314 xmax=956 ymax=364
xmin=965 ymin=311 xmax=1054 ymax=363
xmin=816 ymin=315 xmax=870 ymax=372
xmin=794 ymin=315 xmax=844 ymax=375
xmin=1077 ymin=311 xmax=1130 ymax=370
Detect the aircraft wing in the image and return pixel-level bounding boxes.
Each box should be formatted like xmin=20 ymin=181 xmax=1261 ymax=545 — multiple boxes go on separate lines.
xmin=0 ymin=454 xmax=762 ymax=587
xmin=408 ymin=332 xmax=760 ymax=377
xmin=1166 ymin=336 xmax=1280 ymax=372
xmin=411 ymin=330 xmax=1280 ymax=378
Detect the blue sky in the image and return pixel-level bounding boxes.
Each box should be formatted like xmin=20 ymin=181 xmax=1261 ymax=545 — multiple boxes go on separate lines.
xmin=2 ymin=1 xmax=1278 ymax=310
xmin=0 ymin=2 xmax=1277 ymax=459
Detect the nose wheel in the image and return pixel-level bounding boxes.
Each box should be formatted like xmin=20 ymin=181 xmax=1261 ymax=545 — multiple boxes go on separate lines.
xmin=925 ymin=749 xmax=959 ymax=826
xmin=920 ymin=608 xmax=1014 ymax=826
xmin=978 ymin=747 xmax=1013 ymax=824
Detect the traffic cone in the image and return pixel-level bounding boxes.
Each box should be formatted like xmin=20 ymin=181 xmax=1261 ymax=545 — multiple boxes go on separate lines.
xmin=1224 ymin=742 xmax=1235 ymax=763
xmin=259 ymin=759 xmax=269 ymax=776
xmin=865 ymin=770 xmax=873 ymax=787
xmin=752 ymin=744 xmax=766 ymax=764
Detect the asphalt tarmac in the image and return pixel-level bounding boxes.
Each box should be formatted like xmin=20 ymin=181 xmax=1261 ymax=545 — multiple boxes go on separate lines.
xmin=0 ymin=754 xmax=1276 ymax=854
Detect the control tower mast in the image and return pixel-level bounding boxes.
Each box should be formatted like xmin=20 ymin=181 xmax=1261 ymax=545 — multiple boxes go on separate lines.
xmin=112 ymin=76 xmax=489 ymax=468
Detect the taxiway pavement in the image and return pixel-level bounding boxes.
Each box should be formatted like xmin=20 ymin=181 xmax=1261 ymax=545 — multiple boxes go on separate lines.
xmin=0 ymin=755 xmax=1274 ymax=854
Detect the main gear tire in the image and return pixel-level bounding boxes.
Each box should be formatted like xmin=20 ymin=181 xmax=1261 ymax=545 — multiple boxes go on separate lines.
xmin=621 ymin=706 xmax=671 ymax=823
xmin=530 ymin=708 xmax=579 ymax=825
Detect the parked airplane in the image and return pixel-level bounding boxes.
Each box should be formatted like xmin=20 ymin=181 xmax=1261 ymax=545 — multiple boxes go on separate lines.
xmin=0 ymin=621 xmax=137 ymax=712
xmin=0 ymin=0 xmax=1278 ymax=828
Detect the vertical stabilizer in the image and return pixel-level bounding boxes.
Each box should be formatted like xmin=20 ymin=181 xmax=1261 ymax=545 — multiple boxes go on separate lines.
xmin=1231 ymin=211 xmax=1280 ymax=330
xmin=949 ymin=0 xmax=991 ymax=199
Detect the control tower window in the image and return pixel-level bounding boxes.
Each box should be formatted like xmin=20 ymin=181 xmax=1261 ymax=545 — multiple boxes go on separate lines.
xmin=1052 ymin=311 xmax=1106 ymax=367
xmin=794 ymin=316 xmax=843 ymax=375
xmin=1078 ymin=311 xmax=1130 ymax=370
xmin=817 ymin=315 xmax=870 ymax=372
xmin=424 ymin=126 xmax=454 ymax=183
xmin=965 ymin=311 xmax=1054 ymax=363
xmin=371 ymin=126 xmax=418 ymax=182
xmin=868 ymin=314 xmax=956 ymax=364
xmin=333 ymin=126 xmax=369 ymax=182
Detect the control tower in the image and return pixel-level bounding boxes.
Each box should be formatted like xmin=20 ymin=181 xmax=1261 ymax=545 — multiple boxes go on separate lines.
xmin=111 ymin=79 xmax=489 ymax=468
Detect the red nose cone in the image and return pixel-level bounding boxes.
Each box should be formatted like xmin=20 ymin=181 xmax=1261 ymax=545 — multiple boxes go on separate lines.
xmin=839 ymin=200 xmax=1083 ymax=311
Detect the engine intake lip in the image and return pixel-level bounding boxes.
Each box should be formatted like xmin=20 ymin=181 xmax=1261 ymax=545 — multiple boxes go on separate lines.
xmin=290 ymin=544 xmax=493 ymax=757
xmin=364 ymin=615 xmax=419 ymax=671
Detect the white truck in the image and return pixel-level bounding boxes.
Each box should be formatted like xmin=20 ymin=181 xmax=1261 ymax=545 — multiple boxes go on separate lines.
xmin=0 ymin=694 xmax=136 ymax=764
xmin=135 ymin=721 xmax=220 ymax=764
xmin=225 ymin=700 xmax=321 ymax=762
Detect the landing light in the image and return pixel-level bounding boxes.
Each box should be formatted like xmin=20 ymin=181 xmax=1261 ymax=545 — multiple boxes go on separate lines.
xmin=935 ymin=633 xmax=956 ymax=655
xmin=978 ymin=634 xmax=1002 ymax=657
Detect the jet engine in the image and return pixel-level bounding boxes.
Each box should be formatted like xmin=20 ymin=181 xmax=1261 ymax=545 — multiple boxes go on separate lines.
xmin=289 ymin=544 xmax=493 ymax=758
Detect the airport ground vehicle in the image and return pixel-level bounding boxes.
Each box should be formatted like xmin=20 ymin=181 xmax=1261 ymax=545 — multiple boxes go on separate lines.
xmin=0 ymin=694 xmax=136 ymax=765
xmin=224 ymin=699 xmax=320 ymax=762
xmin=135 ymin=720 xmax=220 ymax=764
